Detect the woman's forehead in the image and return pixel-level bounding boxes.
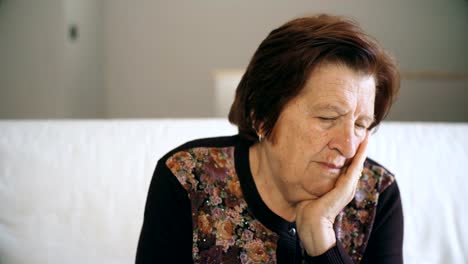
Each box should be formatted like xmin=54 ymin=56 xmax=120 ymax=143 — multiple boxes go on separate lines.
xmin=300 ymin=64 xmax=376 ymax=98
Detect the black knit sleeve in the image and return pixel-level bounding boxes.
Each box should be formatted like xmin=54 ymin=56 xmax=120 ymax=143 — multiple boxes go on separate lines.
xmin=135 ymin=160 xmax=194 ymax=263
xmin=361 ymin=181 xmax=404 ymax=264
xmin=304 ymin=181 xmax=404 ymax=264
xmin=303 ymin=242 xmax=354 ymax=263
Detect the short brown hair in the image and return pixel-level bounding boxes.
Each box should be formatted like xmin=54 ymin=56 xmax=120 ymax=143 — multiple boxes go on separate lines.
xmin=228 ymin=14 xmax=400 ymax=141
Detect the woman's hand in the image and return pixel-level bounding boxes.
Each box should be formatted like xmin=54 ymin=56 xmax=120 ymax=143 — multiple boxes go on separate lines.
xmin=295 ymin=133 xmax=369 ymax=256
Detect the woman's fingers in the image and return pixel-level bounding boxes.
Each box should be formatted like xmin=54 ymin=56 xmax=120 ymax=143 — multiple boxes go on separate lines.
xmin=345 ymin=132 xmax=369 ymax=182
xmin=321 ymin=132 xmax=370 ymax=217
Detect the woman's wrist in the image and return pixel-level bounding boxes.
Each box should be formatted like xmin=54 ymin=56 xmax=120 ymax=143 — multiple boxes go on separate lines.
xmin=300 ymin=219 xmax=337 ymax=256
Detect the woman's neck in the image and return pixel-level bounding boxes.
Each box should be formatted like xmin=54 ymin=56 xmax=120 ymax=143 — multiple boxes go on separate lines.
xmin=249 ymin=142 xmax=297 ymax=222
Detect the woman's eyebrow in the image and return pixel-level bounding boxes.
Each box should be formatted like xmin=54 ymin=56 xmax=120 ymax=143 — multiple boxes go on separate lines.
xmin=360 ymin=115 xmax=375 ymax=124
xmin=313 ymin=103 xmax=375 ymax=122
xmin=313 ymin=103 xmax=347 ymax=115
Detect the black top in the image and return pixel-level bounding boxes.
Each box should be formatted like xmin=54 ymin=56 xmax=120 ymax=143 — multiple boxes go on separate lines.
xmin=136 ymin=135 xmax=404 ymax=263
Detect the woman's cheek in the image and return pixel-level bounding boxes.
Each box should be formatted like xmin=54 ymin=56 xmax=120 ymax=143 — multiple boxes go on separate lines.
xmin=307 ymin=128 xmax=330 ymax=150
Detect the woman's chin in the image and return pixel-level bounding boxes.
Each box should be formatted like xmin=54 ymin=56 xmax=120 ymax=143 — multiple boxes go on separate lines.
xmin=303 ymin=180 xmax=336 ymax=199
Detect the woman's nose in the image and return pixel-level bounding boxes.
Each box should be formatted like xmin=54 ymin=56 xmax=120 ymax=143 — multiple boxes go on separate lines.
xmin=328 ymin=123 xmax=360 ymax=158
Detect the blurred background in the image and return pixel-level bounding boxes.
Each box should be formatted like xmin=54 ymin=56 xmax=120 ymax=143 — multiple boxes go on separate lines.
xmin=0 ymin=0 xmax=467 ymax=121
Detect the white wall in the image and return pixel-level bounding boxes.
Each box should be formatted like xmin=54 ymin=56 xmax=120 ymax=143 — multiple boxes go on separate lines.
xmin=63 ymin=0 xmax=104 ymax=118
xmin=0 ymin=0 xmax=103 ymax=118
xmin=1 ymin=0 xmax=467 ymax=120
xmin=0 ymin=0 xmax=65 ymax=118
xmin=102 ymin=0 xmax=468 ymax=120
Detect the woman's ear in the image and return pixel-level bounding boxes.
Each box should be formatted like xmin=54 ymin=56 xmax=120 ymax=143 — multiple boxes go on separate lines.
xmin=250 ymin=111 xmax=266 ymax=142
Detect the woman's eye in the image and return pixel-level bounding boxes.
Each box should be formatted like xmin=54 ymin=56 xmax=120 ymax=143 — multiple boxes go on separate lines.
xmin=355 ymin=123 xmax=368 ymax=129
xmin=318 ymin=117 xmax=337 ymax=121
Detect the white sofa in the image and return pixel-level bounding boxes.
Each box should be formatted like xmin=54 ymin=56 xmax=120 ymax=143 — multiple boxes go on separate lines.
xmin=0 ymin=119 xmax=467 ymax=264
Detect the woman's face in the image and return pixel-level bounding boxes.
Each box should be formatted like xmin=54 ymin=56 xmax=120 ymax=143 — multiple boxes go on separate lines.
xmin=260 ymin=63 xmax=376 ymax=202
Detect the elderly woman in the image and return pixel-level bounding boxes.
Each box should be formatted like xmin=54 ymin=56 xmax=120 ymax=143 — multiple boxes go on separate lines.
xmin=136 ymin=14 xmax=403 ymax=263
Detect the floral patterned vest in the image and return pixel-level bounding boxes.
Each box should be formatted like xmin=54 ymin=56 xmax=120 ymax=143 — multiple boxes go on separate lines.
xmin=166 ymin=144 xmax=394 ymax=263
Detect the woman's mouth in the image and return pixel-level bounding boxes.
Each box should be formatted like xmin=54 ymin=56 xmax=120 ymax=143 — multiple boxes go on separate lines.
xmin=317 ymin=162 xmax=344 ymax=173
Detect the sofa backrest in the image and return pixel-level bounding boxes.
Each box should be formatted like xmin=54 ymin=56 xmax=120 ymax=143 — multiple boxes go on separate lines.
xmin=0 ymin=119 xmax=467 ymax=264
